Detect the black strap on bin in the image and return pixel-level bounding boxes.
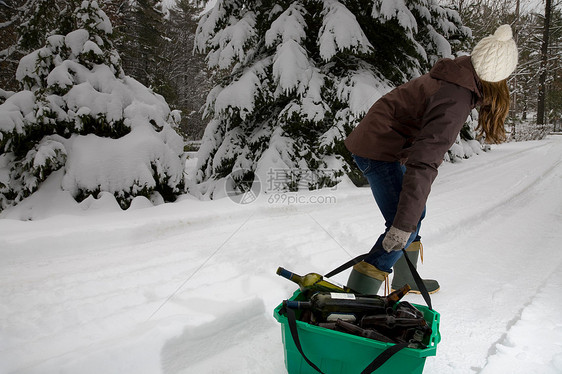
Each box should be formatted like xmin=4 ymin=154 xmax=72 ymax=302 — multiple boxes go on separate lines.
xmin=284 ymin=248 xmax=432 ymax=373
xmin=360 ymin=342 xmax=410 ymax=374
xmin=286 ymin=307 xmax=326 ymax=374
xmin=399 ymin=248 xmax=432 ymax=310
xmin=324 ymin=253 xmax=368 ymax=279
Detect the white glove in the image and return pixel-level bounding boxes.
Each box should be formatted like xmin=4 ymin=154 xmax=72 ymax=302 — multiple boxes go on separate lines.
xmin=382 ymin=226 xmax=411 ymax=252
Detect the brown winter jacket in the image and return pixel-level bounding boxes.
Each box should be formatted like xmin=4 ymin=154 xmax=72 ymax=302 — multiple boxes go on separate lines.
xmin=345 ymin=56 xmax=483 ymax=233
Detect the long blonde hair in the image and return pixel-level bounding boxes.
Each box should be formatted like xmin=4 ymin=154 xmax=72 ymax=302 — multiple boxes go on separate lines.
xmin=478 ymin=79 xmax=510 ymax=143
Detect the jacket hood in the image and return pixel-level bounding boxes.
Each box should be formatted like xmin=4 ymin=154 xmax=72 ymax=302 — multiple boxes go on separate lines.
xmin=430 ymin=56 xmax=482 ymax=99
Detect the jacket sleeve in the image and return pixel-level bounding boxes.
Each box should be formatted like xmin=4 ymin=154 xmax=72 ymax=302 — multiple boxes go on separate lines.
xmin=393 ymin=82 xmax=473 ymax=232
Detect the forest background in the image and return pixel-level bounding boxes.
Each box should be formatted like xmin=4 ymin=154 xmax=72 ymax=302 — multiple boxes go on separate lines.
xmin=0 ymin=0 xmax=560 ymax=213
xmin=2 ymin=0 xmax=560 ymax=140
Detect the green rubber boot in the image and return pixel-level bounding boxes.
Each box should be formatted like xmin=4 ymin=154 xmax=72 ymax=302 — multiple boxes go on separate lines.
xmin=391 ymin=241 xmax=440 ymax=294
xmin=347 ymin=261 xmax=389 ymax=295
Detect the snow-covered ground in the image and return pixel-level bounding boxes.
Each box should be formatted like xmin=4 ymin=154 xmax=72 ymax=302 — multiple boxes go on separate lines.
xmin=1 ymin=136 xmax=561 ymax=374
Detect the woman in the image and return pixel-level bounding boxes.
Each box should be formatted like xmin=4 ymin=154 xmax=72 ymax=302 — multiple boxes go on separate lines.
xmin=345 ymin=25 xmax=518 ymax=295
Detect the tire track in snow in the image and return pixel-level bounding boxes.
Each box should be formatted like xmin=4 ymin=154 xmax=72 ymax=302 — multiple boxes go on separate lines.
xmin=0 ymin=217 xmax=265 ymax=373
xmin=426 ymin=140 xmax=560 ymax=245
xmin=422 ymin=137 xmax=562 ymax=374
xmin=478 ymin=258 xmax=562 ymax=374
xmin=1 ymin=210 xmax=310 ymax=373
xmin=440 ymin=140 xmax=552 ymax=181
xmin=298 ymin=139 xmax=559 ymax=270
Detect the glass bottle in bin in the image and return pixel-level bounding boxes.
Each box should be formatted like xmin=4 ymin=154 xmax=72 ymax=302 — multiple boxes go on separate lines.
xmin=386 ymin=284 xmax=411 ymax=305
xmin=360 ymin=314 xmax=430 ymax=330
xmin=276 ymin=267 xmax=353 ymax=294
xmin=360 ymin=302 xmax=432 ymax=344
xmin=335 ymin=319 xmax=396 ymax=343
xmin=284 ymin=292 xmax=388 ymax=321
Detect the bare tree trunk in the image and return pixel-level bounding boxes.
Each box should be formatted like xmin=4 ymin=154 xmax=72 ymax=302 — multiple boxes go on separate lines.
xmin=513 ymin=0 xmax=519 ymax=113
xmin=511 ymin=0 xmax=520 ymax=139
xmin=537 ymin=0 xmax=552 ymax=126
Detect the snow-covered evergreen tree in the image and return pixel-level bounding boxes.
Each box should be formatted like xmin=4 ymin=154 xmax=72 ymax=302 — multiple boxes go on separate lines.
xmin=193 ymin=0 xmax=471 ymax=197
xmin=0 ymin=0 xmax=185 ymax=211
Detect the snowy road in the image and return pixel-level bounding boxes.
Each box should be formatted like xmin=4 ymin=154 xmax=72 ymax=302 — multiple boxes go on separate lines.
xmin=1 ymin=136 xmax=561 ymax=373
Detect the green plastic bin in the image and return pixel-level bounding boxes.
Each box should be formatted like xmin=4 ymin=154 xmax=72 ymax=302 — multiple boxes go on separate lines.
xmin=273 ymin=289 xmax=441 ymax=374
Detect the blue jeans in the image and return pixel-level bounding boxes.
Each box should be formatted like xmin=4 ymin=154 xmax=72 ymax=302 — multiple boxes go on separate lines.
xmin=353 ymin=155 xmax=426 ymax=273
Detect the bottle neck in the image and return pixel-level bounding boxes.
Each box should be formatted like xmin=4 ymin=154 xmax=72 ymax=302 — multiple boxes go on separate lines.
xmin=284 ymin=300 xmax=312 ymax=310
xmin=277 ymin=267 xmax=302 ymax=283
xmin=386 ymin=284 xmax=411 ymax=305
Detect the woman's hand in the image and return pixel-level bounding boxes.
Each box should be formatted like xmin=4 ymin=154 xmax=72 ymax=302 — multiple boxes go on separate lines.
xmin=383 ymin=226 xmax=412 ymax=252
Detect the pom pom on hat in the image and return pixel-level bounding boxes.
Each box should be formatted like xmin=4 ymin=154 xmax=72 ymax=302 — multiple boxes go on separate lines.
xmin=471 ymin=24 xmax=518 ymax=82
xmin=494 ymin=24 xmax=514 ymax=42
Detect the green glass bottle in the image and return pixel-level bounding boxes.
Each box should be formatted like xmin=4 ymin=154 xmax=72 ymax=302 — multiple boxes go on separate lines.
xmin=276 ymin=267 xmax=353 ymax=293
xmin=283 ymin=292 xmax=387 ymax=321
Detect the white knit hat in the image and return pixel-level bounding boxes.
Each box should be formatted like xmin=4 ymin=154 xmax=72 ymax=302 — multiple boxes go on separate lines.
xmin=471 ymin=25 xmax=518 ymax=82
